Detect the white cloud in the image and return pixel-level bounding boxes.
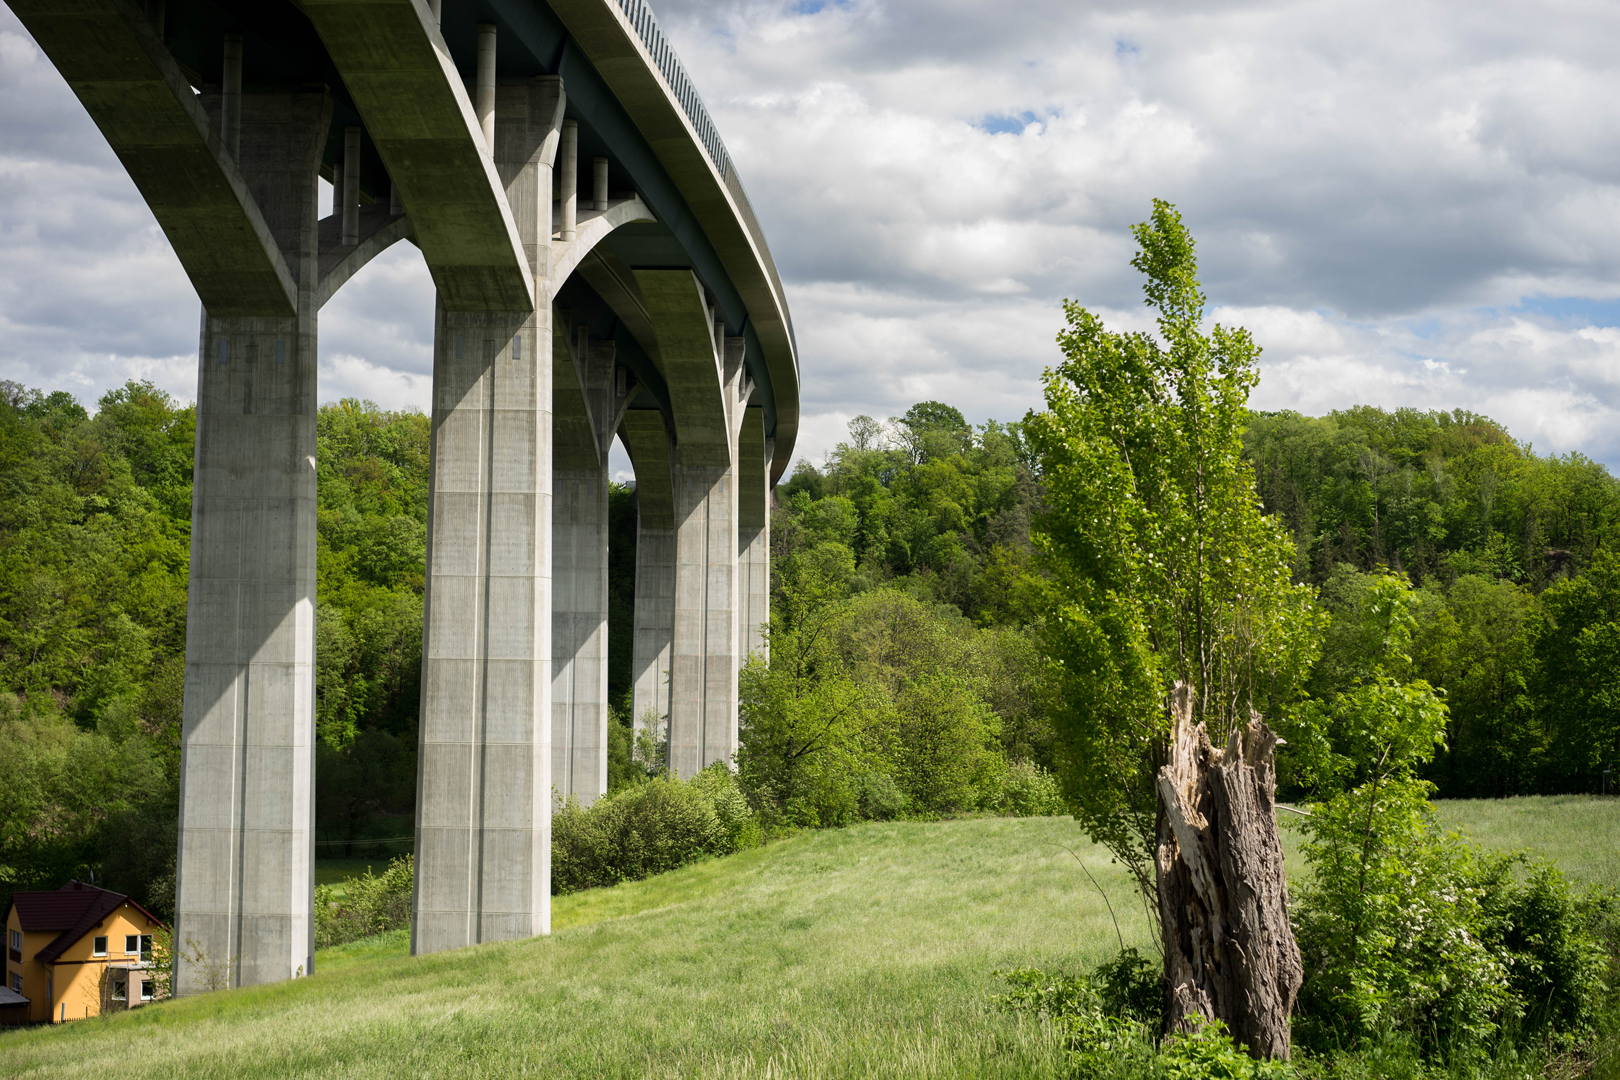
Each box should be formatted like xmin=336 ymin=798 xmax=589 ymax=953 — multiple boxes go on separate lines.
xmin=9 ymin=1 xmax=1620 ymax=471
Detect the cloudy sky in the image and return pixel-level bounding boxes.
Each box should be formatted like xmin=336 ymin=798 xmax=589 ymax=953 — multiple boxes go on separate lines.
xmin=5 ymin=1 xmax=1620 ymax=473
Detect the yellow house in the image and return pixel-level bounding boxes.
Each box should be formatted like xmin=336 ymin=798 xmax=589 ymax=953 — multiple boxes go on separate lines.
xmin=3 ymin=880 xmax=166 ymax=1025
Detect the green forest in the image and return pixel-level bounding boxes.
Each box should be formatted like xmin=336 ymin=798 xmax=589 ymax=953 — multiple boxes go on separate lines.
xmin=3 ymin=374 xmax=1620 ymax=920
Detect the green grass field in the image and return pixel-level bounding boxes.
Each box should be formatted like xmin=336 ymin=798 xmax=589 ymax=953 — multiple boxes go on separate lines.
xmin=1 ymin=797 xmax=1612 ymax=1079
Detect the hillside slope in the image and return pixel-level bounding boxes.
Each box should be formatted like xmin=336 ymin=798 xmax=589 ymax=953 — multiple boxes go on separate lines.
xmin=2 ymin=800 xmax=1611 ymax=1079
xmin=0 ymin=818 xmax=1135 ymax=1080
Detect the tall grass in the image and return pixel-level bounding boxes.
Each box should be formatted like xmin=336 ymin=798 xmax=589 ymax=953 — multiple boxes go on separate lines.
xmin=0 ymin=817 xmax=1142 ymax=1079
xmin=0 ymin=797 xmax=1609 ymax=1079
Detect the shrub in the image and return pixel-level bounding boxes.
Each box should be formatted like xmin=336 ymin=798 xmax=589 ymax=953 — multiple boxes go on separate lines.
xmin=998 ymin=759 xmax=1068 ymax=817
xmin=995 ymin=953 xmax=1291 ymax=1079
xmin=314 ymin=855 xmax=413 ymax=950
xmin=1292 ymin=782 xmax=1512 ymax=1059
xmin=1471 ymin=854 xmax=1613 ymax=1043
xmin=1093 ymin=946 xmax=1162 ymax=1026
xmin=853 ymin=770 xmax=907 ymax=820
xmin=551 ymin=765 xmax=760 ymax=894
xmin=1294 ymin=800 xmax=1618 ymax=1066
xmin=888 ymin=673 xmax=1003 ymax=815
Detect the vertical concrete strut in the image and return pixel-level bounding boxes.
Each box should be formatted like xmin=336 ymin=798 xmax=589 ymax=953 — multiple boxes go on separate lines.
xmin=221 ymin=35 xmax=242 ymax=160
xmin=560 ymin=120 xmax=578 ymax=242
xmin=176 ymin=87 xmax=333 ymax=995
xmin=413 ymin=75 xmax=565 ymax=955
xmin=592 ymin=157 xmax=608 ymax=211
xmin=475 ymin=24 xmax=496 ymax=153
xmin=341 ymin=126 xmax=360 ymax=246
xmin=551 ymin=319 xmax=632 ymax=806
xmin=621 ymin=410 xmax=676 ymax=747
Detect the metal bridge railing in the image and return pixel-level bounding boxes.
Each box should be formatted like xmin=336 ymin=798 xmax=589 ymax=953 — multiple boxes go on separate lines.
xmin=613 ymin=0 xmax=732 ymax=179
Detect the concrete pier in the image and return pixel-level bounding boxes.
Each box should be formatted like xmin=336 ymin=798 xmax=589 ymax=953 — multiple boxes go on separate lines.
xmin=668 ymin=334 xmax=747 ymax=778
xmin=412 ymin=77 xmax=565 ymax=953
xmin=414 ymin=305 xmax=551 ymax=950
xmin=622 ymin=410 xmax=676 ymax=747
xmin=551 ymin=325 xmax=630 ymax=806
xmin=175 ymin=89 xmax=332 ymax=994
xmin=738 ymin=407 xmax=771 ymax=661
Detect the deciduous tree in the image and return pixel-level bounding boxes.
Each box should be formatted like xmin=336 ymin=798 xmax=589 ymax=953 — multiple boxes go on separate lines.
xmin=1026 ymin=200 xmax=1319 ymax=1057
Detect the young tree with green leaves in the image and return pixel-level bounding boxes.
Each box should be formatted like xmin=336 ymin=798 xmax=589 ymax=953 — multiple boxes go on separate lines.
xmin=1026 ymin=200 xmax=1319 ymax=1057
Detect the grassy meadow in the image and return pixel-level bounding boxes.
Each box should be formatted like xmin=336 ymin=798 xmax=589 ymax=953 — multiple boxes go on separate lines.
xmin=0 ymin=798 xmax=1613 ymax=1079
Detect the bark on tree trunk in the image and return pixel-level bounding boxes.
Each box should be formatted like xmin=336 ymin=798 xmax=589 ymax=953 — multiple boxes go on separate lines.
xmin=1156 ymin=682 xmax=1302 ymax=1060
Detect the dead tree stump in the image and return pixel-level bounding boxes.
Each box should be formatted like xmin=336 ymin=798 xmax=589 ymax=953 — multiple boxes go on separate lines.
xmin=1156 ymin=682 xmax=1302 ymax=1059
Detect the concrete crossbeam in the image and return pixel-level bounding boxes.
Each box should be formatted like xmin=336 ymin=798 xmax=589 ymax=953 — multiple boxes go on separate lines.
xmin=7 ymin=0 xmax=296 ymax=316
xmin=173 ymin=89 xmax=332 ymax=995
xmin=621 ymin=410 xmax=676 ymax=747
xmin=301 ymin=0 xmax=533 ymax=312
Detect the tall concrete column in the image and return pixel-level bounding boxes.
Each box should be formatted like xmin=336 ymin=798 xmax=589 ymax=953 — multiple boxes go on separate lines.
xmin=413 ymin=77 xmax=564 ymax=955
xmin=621 ymin=410 xmax=675 ymax=747
xmin=738 ymin=407 xmax=771 ymax=662
xmin=552 ymin=326 xmax=631 ymax=805
xmin=669 ymin=334 xmax=747 ymax=778
xmin=175 ymin=90 xmax=331 ymax=995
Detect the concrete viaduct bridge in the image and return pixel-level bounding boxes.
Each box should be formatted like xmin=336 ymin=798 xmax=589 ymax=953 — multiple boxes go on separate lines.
xmin=6 ymin=0 xmax=796 ymax=993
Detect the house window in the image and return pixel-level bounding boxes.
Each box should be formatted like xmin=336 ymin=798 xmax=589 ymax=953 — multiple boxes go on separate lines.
xmin=140 ymin=978 xmax=153 ymax=1001
xmin=125 ymin=935 xmax=140 ymax=955
xmin=8 ymin=972 xmax=19 ymax=992
xmin=7 ymin=928 xmax=18 ymax=952
xmin=92 ymin=936 xmax=108 ymax=957
xmin=111 ymin=974 xmax=127 ymax=1001
xmin=140 ymin=935 xmax=153 ymax=959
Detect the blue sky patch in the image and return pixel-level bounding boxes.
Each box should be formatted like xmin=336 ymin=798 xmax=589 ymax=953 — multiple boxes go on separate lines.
xmin=1510 ymin=296 xmax=1620 ymax=326
xmin=977 ymin=110 xmax=1042 ymax=135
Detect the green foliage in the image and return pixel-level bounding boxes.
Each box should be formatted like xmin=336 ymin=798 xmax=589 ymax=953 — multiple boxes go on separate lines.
xmin=772 ymin=401 xmax=1042 ymax=629
xmin=1470 ymin=855 xmax=1613 ymax=1041
xmin=888 ymin=673 xmax=1003 ymax=814
xmin=306 ymin=402 xmax=430 ymax=856
xmin=997 ymin=759 xmax=1068 ymax=817
xmin=1246 ymin=401 xmax=1620 ymax=799
xmin=1289 ymin=573 xmax=1619 ymax=1068
xmin=550 ymin=765 xmax=762 ymax=894
xmin=997 ymin=954 xmax=1292 ymax=1079
xmin=740 ymin=575 xmax=1041 ymax=827
xmin=0 ymin=691 xmax=170 ymax=918
xmin=1024 ymin=200 xmax=1321 ymax=896
xmin=1531 ymin=547 xmax=1620 ymax=793
xmin=313 ymin=855 xmax=414 ymax=950
xmin=1245 ymin=405 xmax=1620 ymax=590
xmin=312 ymin=401 xmax=429 ymax=752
